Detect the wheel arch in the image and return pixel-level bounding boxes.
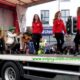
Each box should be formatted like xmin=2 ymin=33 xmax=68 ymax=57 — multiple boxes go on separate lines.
xmin=0 ymin=60 xmax=24 ymax=78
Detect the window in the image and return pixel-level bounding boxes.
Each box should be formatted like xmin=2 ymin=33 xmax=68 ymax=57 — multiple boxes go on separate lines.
xmin=41 ymin=10 xmax=49 ymax=24
xmin=61 ymin=10 xmax=70 ymax=23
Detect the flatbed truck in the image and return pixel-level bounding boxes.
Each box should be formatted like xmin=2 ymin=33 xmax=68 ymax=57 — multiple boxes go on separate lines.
xmin=0 ymin=54 xmax=80 ymax=80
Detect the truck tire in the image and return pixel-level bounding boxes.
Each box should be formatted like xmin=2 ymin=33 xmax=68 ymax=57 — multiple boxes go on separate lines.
xmin=1 ymin=62 xmax=21 ymax=80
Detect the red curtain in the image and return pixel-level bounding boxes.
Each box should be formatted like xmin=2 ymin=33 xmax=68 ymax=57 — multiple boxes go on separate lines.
xmin=13 ymin=11 xmax=20 ymax=33
xmin=0 ymin=3 xmax=20 ymax=33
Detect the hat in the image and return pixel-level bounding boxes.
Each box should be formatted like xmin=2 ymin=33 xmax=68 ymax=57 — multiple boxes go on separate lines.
xmin=9 ymin=26 xmax=15 ymax=31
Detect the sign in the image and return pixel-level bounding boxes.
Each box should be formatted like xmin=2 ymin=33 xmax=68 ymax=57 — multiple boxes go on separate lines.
xmin=42 ymin=27 xmax=52 ymax=35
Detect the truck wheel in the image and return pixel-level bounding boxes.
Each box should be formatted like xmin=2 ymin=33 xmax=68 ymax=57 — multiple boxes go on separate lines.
xmin=1 ymin=62 xmax=20 ymax=80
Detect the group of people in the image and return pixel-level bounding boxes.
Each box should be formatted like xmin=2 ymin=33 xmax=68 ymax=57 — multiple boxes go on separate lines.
xmin=0 ymin=7 xmax=80 ymax=55
xmin=32 ymin=7 xmax=80 ymax=55
xmin=0 ymin=14 xmax=43 ymax=54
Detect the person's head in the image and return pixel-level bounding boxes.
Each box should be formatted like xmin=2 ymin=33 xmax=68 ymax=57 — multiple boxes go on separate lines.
xmin=9 ymin=26 xmax=15 ymax=33
xmin=77 ymin=7 xmax=80 ymax=16
xmin=54 ymin=11 xmax=61 ymax=20
xmin=26 ymin=27 xmax=32 ymax=32
xmin=33 ymin=14 xmax=41 ymax=23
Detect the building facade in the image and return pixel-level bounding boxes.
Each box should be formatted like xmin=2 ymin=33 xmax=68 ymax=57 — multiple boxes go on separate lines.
xmin=26 ymin=0 xmax=80 ymax=44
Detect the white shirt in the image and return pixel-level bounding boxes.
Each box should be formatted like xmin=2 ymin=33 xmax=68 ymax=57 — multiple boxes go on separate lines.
xmin=6 ymin=31 xmax=16 ymax=45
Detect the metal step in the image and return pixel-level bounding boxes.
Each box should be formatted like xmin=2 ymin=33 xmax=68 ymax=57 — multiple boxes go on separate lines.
xmin=23 ymin=66 xmax=80 ymax=76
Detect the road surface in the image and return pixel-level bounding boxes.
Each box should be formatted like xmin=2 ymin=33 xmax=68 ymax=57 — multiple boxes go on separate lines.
xmin=0 ymin=75 xmax=79 ymax=80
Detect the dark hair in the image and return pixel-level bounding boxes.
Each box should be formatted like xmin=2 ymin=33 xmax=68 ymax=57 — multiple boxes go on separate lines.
xmin=54 ymin=11 xmax=60 ymax=21
xmin=32 ymin=14 xmax=41 ymax=23
xmin=77 ymin=7 xmax=80 ymax=16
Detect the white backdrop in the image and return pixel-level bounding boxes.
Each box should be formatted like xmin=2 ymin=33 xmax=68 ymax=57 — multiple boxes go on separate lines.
xmin=16 ymin=5 xmax=27 ymax=33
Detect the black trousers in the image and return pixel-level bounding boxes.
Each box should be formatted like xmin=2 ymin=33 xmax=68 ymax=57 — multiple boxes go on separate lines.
xmin=74 ymin=30 xmax=80 ymax=52
xmin=32 ymin=33 xmax=41 ymax=52
xmin=11 ymin=43 xmax=20 ymax=52
xmin=55 ymin=33 xmax=64 ymax=52
xmin=0 ymin=38 xmax=5 ymax=53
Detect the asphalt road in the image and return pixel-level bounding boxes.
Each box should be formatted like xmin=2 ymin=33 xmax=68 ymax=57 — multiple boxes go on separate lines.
xmin=53 ymin=75 xmax=79 ymax=80
xmin=0 ymin=75 xmax=79 ymax=80
xmin=32 ymin=75 xmax=78 ymax=80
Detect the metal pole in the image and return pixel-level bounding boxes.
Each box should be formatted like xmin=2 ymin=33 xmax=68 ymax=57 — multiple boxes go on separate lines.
xmin=58 ymin=0 xmax=60 ymax=10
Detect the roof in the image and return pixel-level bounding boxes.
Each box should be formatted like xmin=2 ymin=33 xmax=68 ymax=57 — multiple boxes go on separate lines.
xmin=0 ymin=0 xmax=54 ymax=7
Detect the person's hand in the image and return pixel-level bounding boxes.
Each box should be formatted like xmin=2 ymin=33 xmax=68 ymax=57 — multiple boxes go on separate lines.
xmin=65 ymin=33 xmax=68 ymax=37
xmin=53 ymin=34 xmax=55 ymax=38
